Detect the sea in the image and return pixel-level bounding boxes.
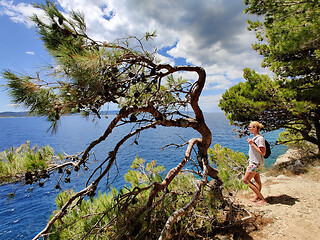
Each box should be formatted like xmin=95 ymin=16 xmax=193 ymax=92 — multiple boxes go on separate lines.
xmin=0 ymin=113 xmax=287 ymax=239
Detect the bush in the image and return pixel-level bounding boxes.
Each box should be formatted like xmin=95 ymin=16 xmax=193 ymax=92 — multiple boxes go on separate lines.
xmin=0 ymin=142 xmax=54 ymax=183
xmin=48 ymin=151 xmax=250 ymax=239
xmin=208 ymin=143 xmax=248 ymax=191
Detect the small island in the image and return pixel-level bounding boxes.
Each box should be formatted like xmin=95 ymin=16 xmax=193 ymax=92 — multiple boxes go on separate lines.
xmin=0 ymin=111 xmax=29 ymax=118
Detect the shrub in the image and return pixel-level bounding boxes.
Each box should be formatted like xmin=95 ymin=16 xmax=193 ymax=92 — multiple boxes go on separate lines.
xmin=208 ymin=143 xmax=248 ymax=191
xmin=0 ymin=142 xmax=54 ymax=183
xmin=48 ymin=151 xmax=250 ymax=239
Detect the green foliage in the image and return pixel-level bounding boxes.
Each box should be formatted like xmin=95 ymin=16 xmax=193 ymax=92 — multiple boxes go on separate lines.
xmin=245 ymin=0 xmax=320 ymax=145
xmin=124 ymin=156 xmax=165 ymax=187
xmin=118 ymin=74 xmax=189 ymax=111
xmin=48 ymin=159 xmax=183 ymax=239
xmin=220 ymin=1 xmax=320 ymax=151
xmin=48 ymin=153 xmax=247 ymax=239
xmin=0 ymin=142 xmax=54 ymax=183
xmin=279 ymin=126 xmax=305 ymax=149
xmin=49 ymin=188 xmax=122 ymax=239
xmin=279 ymin=128 xmax=318 ymax=154
xmin=208 ymin=144 xmax=248 ymax=191
xmin=219 ymin=67 xmax=320 ymax=150
xmin=219 ymin=68 xmax=283 ymax=131
xmin=3 ymin=71 xmax=60 ymax=128
xmin=245 ymin=0 xmax=320 ymax=92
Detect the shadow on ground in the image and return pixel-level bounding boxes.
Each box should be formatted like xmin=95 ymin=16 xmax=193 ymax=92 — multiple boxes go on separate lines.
xmin=266 ymin=194 xmax=299 ymax=206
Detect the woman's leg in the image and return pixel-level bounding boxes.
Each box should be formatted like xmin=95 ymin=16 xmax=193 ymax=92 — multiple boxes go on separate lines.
xmin=243 ymin=170 xmax=266 ymax=204
xmin=251 ymin=173 xmax=262 ymax=201
xmin=253 ymin=172 xmax=267 ymax=205
xmin=254 ymin=173 xmax=262 ymax=192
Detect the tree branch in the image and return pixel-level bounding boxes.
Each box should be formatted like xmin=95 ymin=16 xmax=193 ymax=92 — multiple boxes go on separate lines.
xmin=158 ymin=156 xmax=209 ymax=240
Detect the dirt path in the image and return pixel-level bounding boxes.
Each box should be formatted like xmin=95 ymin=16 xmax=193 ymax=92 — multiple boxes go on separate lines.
xmin=237 ymin=166 xmax=320 ymax=240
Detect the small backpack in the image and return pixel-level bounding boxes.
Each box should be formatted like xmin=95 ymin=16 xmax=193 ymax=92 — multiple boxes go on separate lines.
xmin=264 ymin=140 xmax=271 ymax=159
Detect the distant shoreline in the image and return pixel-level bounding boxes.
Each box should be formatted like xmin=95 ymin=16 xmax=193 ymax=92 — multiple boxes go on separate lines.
xmin=0 ymin=110 xmax=218 ymax=118
xmin=0 ymin=110 xmax=122 ymax=118
xmin=0 ymin=112 xmax=30 ymax=118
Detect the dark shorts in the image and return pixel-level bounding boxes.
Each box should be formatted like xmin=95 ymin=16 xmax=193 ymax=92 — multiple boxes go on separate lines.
xmin=247 ymin=162 xmax=262 ymax=173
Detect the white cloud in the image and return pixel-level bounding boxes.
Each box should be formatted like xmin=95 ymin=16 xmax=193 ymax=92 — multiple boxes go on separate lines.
xmin=7 ymin=103 xmax=20 ymax=107
xmin=205 ymin=75 xmax=232 ymax=90
xmin=25 ymin=51 xmax=35 ymax=55
xmin=0 ymin=0 xmax=44 ymax=27
xmin=0 ymin=0 xmax=267 ymax=112
xmin=199 ymin=94 xmax=223 ymax=113
xmin=155 ymin=53 xmax=175 ymax=66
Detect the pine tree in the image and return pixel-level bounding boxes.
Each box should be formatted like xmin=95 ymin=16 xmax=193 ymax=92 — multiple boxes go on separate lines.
xmin=219 ymin=0 xmax=320 ymax=152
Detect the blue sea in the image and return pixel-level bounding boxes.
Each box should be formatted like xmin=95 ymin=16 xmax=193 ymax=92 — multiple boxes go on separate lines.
xmin=0 ymin=113 xmax=287 ymax=239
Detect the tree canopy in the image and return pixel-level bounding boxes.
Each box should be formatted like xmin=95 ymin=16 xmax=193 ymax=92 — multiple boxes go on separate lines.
xmin=245 ymin=0 xmax=320 ymax=103
xmin=220 ymin=0 xmax=320 ymax=152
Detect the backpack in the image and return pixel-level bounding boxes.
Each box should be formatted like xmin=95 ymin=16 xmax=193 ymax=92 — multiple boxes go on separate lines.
xmin=264 ymin=140 xmax=271 ymax=159
xmin=254 ymin=136 xmax=271 ymax=159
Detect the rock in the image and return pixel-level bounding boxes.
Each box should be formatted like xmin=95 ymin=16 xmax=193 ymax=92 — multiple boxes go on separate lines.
xmin=275 ymin=149 xmax=301 ymax=165
xmin=276 ymin=175 xmax=289 ymax=180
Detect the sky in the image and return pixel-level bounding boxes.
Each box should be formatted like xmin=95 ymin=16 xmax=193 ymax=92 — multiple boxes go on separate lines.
xmin=0 ymin=0 xmax=267 ymax=113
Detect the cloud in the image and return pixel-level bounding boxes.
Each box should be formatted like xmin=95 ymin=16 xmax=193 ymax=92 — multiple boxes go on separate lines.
xmin=155 ymin=53 xmax=175 ymax=66
xmin=7 ymin=103 xmax=20 ymax=107
xmin=25 ymin=51 xmax=35 ymax=55
xmin=199 ymin=94 xmax=223 ymax=113
xmin=205 ymin=75 xmax=233 ymax=90
xmin=0 ymin=0 xmax=44 ymax=27
xmin=0 ymin=0 xmax=267 ymax=112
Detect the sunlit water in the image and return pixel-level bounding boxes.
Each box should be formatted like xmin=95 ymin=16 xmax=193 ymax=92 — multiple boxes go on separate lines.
xmin=0 ymin=113 xmax=287 ymax=239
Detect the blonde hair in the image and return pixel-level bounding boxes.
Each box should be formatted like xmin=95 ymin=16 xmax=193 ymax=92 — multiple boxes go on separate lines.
xmin=250 ymin=121 xmax=264 ymax=131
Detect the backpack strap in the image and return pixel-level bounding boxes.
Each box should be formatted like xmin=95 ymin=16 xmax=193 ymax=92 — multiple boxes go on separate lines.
xmin=253 ymin=135 xmax=263 ymax=143
xmin=253 ymin=135 xmax=265 ymax=159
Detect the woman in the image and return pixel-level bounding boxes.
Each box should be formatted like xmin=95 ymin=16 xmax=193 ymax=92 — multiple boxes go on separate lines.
xmin=243 ymin=121 xmax=268 ymax=206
